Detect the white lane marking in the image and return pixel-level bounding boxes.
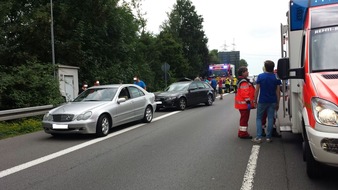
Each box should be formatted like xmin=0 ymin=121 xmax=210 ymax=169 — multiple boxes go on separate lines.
xmin=152 ymin=111 xmax=180 ymax=122
xmin=0 ymin=111 xmax=180 ymax=179
xmin=240 ymin=145 xmax=260 ymax=190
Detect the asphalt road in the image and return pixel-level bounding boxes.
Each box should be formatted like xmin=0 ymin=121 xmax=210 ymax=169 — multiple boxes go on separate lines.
xmin=1 ymin=93 xmax=338 ymax=190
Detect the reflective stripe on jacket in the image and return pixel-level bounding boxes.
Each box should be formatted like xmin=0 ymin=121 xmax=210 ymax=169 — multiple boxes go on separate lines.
xmin=234 ymin=78 xmax=255 ymax=110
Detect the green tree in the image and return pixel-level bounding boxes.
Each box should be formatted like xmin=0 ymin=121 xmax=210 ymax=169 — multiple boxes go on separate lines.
xmin=161 ymin=0 xmax=209 ymax=79
xmin=0 ymin=0 xmax=145 ymax=109
xmin=208 ymin=49 xmax=220 ymax=64
xmin=239 ymin=59 xmax=248 ymax=67
xmin=0 ymin=0 xmax=62 ymax=109
xmin=0 ymin=0 xmax=52 ymax=66
xmin=157 ymin=31 xmax=189 ymax=82
xmin=0 ymin=62 xmax=63 ymax=109
xmin=54 ymin=0 xmax=140 ymax=84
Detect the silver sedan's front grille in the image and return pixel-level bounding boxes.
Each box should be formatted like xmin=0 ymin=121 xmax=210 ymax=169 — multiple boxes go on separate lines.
xmin=52 ymin=114 xmax=74 ymax=122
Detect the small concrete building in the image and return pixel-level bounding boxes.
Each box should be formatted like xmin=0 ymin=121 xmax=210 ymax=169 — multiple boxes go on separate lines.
xmin=57 ymin=64 xmax=79 ymax=101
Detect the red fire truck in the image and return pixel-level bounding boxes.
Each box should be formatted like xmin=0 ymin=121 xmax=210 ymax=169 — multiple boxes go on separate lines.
xmin=208 ymin=63 xmax=234 ymax=89
xmin=277 ymin=0 xmax=338 ymax=178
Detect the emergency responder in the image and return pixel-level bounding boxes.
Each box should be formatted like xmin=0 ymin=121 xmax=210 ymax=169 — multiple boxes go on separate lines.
xmin=234 ymin=66 xmax=256 ymax=139
xmin=225 ymin=77 xmax=231 ymax=93
xmin=232 ymin=76 xmax=238 ymax=93
xmin=218 ymin=78 xmax=224 ymax=99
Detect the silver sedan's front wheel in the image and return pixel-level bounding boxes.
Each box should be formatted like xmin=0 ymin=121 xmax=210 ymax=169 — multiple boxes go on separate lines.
xmin=143 ymin=106 xmax=153 ymax=123
xmin=96 ymin=114 xmax=110 ymax=137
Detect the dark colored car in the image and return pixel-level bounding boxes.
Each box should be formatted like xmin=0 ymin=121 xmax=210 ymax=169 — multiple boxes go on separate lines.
xmin=155 ymin=80 xmax=215 ymax=111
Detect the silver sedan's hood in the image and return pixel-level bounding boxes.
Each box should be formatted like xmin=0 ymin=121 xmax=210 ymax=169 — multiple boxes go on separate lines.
xmin=50 ymin=102 xmax=108 ymax=114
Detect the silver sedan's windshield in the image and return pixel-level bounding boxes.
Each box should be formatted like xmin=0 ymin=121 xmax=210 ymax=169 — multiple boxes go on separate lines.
xmin=311 ymin=27 xmax=338 ymax=72
xmin=165 ymin=83 xmax=189 ymax=92
xmin=74 ymin=88 xmax=117 ymax=102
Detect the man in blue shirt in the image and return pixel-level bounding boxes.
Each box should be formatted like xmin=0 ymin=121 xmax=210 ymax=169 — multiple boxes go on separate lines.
xmin=252 ymin=60 xmax=281 ymax=143
xmin=133 ymin=76 xmax=146 ymax=90
xmin=210 ymin=76 xmax=217 ymax=97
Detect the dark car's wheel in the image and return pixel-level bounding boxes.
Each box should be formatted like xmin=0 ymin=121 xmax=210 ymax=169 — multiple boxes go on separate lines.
xmin=143 ymin=106 xmax=153 ymax=123
xmin=178 ymin=98 xmax=187 ymax=110
xmin=205 ymin=94 xmax=213 ymax=106
xmin=96 ymin=114 xmax=110 ymax=137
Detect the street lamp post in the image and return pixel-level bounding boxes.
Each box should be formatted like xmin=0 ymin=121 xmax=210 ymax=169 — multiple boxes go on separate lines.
xmin=50 ymin=0 xmax=56 ymax=77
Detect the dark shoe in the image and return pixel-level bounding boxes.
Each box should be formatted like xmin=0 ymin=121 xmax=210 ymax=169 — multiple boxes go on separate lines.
xmin=239 ymin=135 xmax=252 ymax=139
xmin=272 ymin=128 xmax=281 ymax=138
xmin=266 ymin=138 xmax=272 ymax=143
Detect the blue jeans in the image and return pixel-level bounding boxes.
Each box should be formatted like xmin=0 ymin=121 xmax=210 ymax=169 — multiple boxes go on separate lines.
xmin=256 ymin=103 xmax=276 ymax=138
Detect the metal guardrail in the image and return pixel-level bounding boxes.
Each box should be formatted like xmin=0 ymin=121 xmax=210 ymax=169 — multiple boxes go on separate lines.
xmin=0 ymin=105 xmax=53 ymax=121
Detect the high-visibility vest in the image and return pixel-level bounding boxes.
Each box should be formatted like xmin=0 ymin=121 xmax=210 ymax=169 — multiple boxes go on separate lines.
xmin=232 ymin=78 xmax=237 ymax=85
xmin=234 ymin=78 xmax=255 ymax=110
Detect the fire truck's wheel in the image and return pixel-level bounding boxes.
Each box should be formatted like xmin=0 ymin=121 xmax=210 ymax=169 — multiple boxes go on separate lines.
xmin=205 ymin=94 xmax=213 ymax=106
xmin=178 ymin=98 xmax=187 ymax=110
xmin=302 ymin=141 xmax=306 ymax=161
xmin=304 ymin=140 xmax=322 ymax=179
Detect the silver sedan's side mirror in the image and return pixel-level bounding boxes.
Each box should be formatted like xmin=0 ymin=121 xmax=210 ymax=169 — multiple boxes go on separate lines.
xmin=117 ymin=97 xmax=127 ymax=104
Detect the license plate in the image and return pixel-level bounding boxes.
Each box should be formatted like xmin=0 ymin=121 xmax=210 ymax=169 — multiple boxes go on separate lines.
xmin=52 ymin=124 xmax=68 ymax=129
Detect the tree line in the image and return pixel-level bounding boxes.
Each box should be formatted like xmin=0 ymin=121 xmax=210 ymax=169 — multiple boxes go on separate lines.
xmin=0 ymin=0 xmax=238 ymax=110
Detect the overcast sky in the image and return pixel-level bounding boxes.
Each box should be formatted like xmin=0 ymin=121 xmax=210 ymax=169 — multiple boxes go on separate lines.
xmin=140 ymin=0 xmax=289 ymax=76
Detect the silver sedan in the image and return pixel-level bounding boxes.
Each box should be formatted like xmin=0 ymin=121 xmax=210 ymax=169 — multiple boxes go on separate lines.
xmin=42 ymin=84 xmax=156 ymax=137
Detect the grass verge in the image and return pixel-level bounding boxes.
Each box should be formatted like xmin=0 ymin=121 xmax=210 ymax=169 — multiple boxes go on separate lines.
xmin=0 ymin=117 xmax=42 ymax=140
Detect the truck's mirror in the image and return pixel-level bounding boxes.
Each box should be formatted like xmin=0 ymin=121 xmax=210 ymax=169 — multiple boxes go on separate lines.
xmin=277 ymin=58 xmax=290 ymax=80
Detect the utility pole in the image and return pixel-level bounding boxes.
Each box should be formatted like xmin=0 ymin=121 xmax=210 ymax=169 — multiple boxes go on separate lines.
xmin=222 ymin=41 xmax=228 ymax=51
xmin=50 ymin=0 xmax=56 ymax=78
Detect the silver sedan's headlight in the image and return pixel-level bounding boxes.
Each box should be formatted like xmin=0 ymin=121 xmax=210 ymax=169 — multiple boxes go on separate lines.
xmin=312 ymin=98 xmax=338 ymax=126
xmin=43 ymin=113 xmax=53 ymax=121
xmin=76 ymin=111 xmax=92 ymax=121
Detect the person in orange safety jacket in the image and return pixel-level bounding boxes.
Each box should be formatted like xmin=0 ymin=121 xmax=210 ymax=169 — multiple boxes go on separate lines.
xmin=234 ymin=66 xmax=256 ymax=139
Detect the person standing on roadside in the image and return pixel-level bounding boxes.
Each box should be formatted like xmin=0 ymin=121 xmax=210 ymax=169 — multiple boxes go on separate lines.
xmin=194 ymin=75 xmax=201 ymax=81
xmin=225 ymin=77 xmax=231 ymax=93
xmin=232 ymin=76 xmax=238 ymax=93
xmin=252 ymin=60 xmax=281 ymax=143
xmin=234 ymin=66 xmax=256 ymax=139
xmin=210 ymin=76 xmax=217 ymax=98
xmin=79 ymin=82 xmax=88 ymax=94
xmin=204 ymin=77 xmax=210 ymax=84
xmin=133 ymin=76 xmax=147 ymax=90
xmin=94 ymin=80 xmax=100 ymax=86
xmin=218 ymin=78 xmax=224 ymax=100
